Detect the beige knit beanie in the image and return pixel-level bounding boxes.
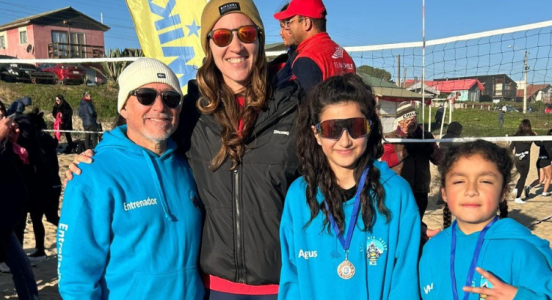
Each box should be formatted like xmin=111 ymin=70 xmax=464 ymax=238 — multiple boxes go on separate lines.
xmin=117 ymin=58 xmax=182 ymax=113
xmin=200 ymin=0 xmax=264 ymax=53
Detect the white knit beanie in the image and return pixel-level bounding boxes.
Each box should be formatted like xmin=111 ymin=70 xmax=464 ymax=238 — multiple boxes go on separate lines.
xmin=117 ymin=58 xmax=182 ymax=113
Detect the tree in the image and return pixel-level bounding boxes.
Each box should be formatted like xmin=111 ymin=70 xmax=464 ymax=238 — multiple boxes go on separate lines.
xmin=357 ymin=65 xmax=392 ymax=82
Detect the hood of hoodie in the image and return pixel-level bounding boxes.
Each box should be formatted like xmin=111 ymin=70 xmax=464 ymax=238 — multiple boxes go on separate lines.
xmin=316 ymin=160 xmax=397 ymax=202
xmin=485 ymin=218 xmax=552 ymax=267
xmin=375 ymin=159 xmax=398 ymax=185
xmin=95 ymin=125 xmax=178 ymax=220
xmin=95 ymin=125 xmax=177 ymax=157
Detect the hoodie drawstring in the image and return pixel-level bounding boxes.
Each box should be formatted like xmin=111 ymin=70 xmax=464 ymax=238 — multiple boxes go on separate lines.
xmin=142 ymin=149 xmax=176 ymax=221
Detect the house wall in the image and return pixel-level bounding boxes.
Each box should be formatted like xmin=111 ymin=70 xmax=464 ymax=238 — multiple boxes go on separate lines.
xmin=468 ymin=86 xmax=481 ymax=102
xmin=32 ymin=25 xmax=105 ymax=59
xmin=377 ymin=99 xmax=399 ymax=133
xmin=0 ymin=25 xmax=35 ymax=59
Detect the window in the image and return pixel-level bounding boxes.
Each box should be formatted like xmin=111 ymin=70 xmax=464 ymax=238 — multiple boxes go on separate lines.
xmin=0 ymin=36 xmax=5 ymax=49
xmin=19 ymin=30 xmax=27 ymax=44
xmin=52 ymin=31 xmax=86 ymax=58
xmin=494 ymin=78 xmax=504 ymax=96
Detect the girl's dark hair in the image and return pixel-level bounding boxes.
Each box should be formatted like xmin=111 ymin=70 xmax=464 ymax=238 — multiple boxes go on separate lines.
xmin=0 ymin=101 xmax=6 ymax=115
xmin=196 ymin=21 xmax=268 ymax=171
xmin=514 ymin=119 xmax=534 ymax=136
xmin=439 ymin=140 xmax=514 ymax=225
xmin=443 ymin=203 xmax=452 ymax=228
xmin=56 ymin=94 xmax=65 ymax=103
xmin=547 ymin=129 xmax=552 ymax=135
xmin=297 ymin=73 xmax=389 ymax=234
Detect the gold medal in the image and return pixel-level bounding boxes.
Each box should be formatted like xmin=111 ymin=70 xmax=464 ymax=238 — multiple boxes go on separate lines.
xmin=337 ymin=258 xmax=355 ymax=279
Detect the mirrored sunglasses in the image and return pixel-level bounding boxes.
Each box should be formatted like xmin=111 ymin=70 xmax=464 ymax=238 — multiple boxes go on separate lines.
xmin=207 ymin=25 xmax=259 ymax=47
xmin=315 ymin=117 xmax=372 ymax=140
xmin=128 ymin=88 xmax=182 ymax=109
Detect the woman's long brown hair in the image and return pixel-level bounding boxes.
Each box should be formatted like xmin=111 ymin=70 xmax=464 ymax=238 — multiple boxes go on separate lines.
xmin=196 ymin=26 xmax=268 ymax=171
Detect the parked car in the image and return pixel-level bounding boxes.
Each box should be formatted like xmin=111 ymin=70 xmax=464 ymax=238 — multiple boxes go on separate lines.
xmin=502 ymin=105 xmax=519 ymax=113
xmin=0 ymin=55 xmax=56 ymax=84
xmin=545 ymin=104 xmax=552 ymax=114
xmin=37 ymin=63 xmax=85 ymax=85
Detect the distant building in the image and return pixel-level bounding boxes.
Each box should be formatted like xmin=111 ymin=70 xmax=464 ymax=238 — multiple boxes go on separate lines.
xmin=404 ymin=79 xmax=485 ymax=102
xmin=0 ymin=7 xmax=110 ymax=59
xmin=433 ymin=74 xmax=517 ymax=102
xmin=359 ymin=73 xmax=430 ymax=133
xmin=515 ymin=84 xmax=552 ymax=103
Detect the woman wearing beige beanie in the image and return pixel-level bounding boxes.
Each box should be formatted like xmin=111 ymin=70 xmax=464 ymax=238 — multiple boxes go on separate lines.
xmin=178 ymin=0 xmax=304 ymax=298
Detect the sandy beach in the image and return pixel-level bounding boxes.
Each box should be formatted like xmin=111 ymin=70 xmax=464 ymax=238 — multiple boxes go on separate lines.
xmin=2 ymin=144 xmax=552 ymax=299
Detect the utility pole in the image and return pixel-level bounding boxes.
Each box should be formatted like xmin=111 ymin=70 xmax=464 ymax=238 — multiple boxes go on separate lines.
xmin=523 ymin=51 xmax=529 ymax=114
xmin=397 ymin=55 xmax=401 ymax=87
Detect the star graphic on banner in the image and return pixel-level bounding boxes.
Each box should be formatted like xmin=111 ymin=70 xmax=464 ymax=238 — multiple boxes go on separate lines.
xmin=186 ymin=20 xmax=200 ymax=37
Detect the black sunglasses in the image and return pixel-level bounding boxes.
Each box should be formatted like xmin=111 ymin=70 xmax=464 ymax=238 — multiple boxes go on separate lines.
xmin=315 ymin=118 xmax=372 ymax=140
xmin=128 ymin=88 xmax=182 ymax=109
xmin=207 ymin=25 xmax=260 ymax=47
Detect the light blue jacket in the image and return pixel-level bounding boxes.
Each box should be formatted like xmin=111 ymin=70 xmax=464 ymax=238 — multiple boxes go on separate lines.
xmin=420 ymin=218 xmax=552 ymax=299
xmin=279 ymin=160 xmax=421 ymax=299
xmin=57 ymin=125 xmax=204 ymax=300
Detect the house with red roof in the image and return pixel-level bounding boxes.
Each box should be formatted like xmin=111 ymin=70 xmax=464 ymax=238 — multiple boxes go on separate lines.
xmin=434 ymin=74 xmax=517 ymax=102
xmin=404 ymin=78 xmax=485 ymax=102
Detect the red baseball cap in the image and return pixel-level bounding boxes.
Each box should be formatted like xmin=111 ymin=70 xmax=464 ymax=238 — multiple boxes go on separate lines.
xmin=273 ymin=0 xmax=326 ymax=20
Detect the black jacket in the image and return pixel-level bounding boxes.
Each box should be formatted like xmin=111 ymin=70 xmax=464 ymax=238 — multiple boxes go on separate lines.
xmin=383 ymin=126 xmax=440 ymax=193
xmin=52 ymin=100 xmax=73 ymax=130
xmin=78 ymin=99 xmax=97 ymax=126
xmin=0 ymin=141 xmax=27 ymax=238
xmin=175 ymin=80 xmax=303 ymax=285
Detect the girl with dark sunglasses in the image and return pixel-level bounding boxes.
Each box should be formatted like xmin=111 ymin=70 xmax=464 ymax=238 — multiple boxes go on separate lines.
xmin=279 ymin=74 xmax=421 ymax=299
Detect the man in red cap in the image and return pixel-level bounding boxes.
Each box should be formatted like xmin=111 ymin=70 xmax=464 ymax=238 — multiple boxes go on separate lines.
xmin=274 ymin=0 xmax=356 ymax=92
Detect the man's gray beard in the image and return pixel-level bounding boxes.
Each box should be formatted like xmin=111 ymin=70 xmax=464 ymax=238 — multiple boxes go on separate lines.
xmin=143 ymin=124 xmax=176 ymax=143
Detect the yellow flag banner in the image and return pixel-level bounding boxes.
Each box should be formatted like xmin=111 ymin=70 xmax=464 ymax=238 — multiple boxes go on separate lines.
xmin=125 ymin=0 xmax=207 ymax=92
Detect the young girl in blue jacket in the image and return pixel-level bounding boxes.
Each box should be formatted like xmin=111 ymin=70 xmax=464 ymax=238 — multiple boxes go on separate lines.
xmin=420 ymin=140 xmax=552 ymax=299
xmin=279 ymin=74 xmax=421 ymax=299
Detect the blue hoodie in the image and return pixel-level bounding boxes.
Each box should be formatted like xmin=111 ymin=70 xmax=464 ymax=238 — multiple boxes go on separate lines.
xmin=279 ymin=160 xmax=421 ymax=299
xmin=420 ymin=218 xmax=552 ymax=300
xmin=57 ymin=125 xmax=204 ymax=300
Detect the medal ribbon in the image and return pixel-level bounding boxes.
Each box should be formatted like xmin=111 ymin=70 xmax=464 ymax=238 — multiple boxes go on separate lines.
xmin=325 ymin=167 xmax=369 ymax=253
xmin=450 ymin=216 xmax=498 ymax=300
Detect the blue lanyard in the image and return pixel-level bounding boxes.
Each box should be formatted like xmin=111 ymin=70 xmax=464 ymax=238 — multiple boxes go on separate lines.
xmin=324 ymin=167 xmax=369 ymax=252
xmin=450 ymin=216 xmax=498 ymax=300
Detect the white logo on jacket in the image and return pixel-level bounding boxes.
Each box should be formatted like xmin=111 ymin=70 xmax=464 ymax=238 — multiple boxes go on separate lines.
xmin=273 ymin=130 xmax=290 ymax=136
xmin=423 ymin=283 xmax=433 ymax=294
xmin=123 ymin=197 xmax=158 ymax=211
xmin=298 ymin=249 xmax=317 ymax=260
xmin=332 ymin=47 xmax=344 ymax=59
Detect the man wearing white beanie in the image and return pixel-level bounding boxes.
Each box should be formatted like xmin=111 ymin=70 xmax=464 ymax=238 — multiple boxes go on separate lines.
xmin=58 ymin=58 xmax=204 ymax=299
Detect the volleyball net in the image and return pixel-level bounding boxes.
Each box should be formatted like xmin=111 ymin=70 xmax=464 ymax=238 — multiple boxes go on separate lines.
xmin=1 ymin=21 xmax=552 ymax=145
xmin=341 ymin=20 xmax=552 ymax=142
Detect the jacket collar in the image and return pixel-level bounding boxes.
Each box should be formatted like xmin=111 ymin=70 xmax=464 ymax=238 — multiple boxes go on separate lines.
xmin=296 ymin=32 xmax=330 ymax=54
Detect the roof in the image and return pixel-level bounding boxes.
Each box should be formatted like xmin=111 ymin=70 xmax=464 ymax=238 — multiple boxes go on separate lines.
xmin=404 ymin=79 xmax=485 ymax=93
xmin=406 ymin=82 xmax=441 ymax=95
xmin=358 ymin=73 xmax=428 ymax=102
xmin=0 ymin=7 xmax=110 ymax=32
xmin=433 ymin=74 xmax=515 ymax=84
xmin=516 ymin=84 xmax=552 ymax=98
